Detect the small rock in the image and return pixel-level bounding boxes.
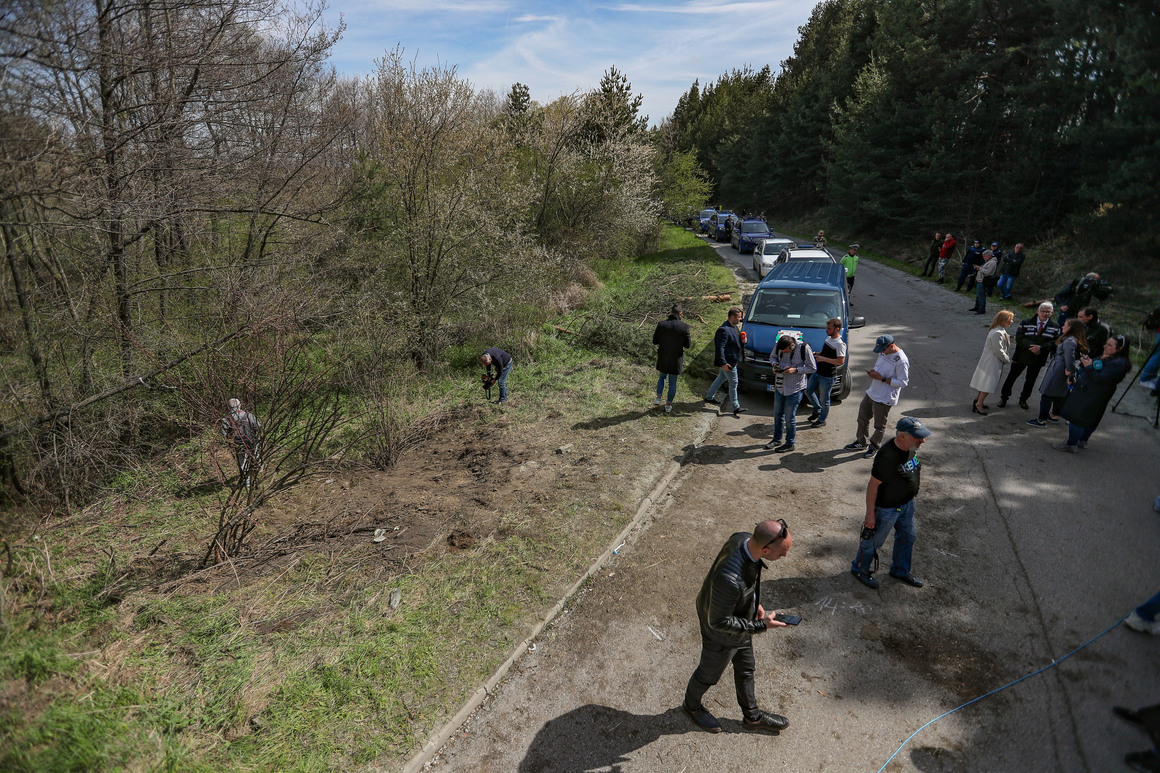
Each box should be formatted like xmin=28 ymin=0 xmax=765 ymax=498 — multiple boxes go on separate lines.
xmin=556 ymin=443 xmax=574 ymax=454
xmin=389 ymin=589 xmax=401 ymax=609
xmin=325 ymin=478 xmax=336 ymax=484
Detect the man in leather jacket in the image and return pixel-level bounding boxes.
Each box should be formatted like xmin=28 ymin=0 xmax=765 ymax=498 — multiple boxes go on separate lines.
xmin=683 ymin=520 xmax=793 ymax=734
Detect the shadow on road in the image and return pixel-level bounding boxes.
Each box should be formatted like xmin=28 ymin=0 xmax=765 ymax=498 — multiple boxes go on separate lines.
xmin=517 ymin=705 xmax=697 ymax=773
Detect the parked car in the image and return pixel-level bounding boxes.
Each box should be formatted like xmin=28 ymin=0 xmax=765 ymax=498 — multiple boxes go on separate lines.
xmin=738 ymin=261 xmax=865 ymax=400
xmin=731 ymin=218 xmax=772 ymax=253
xmin=707 ymin=211 xmax=734 ymax=241
xmin=753 ymin=237 xmax=796 ymax=277
xmin=775 ymin=246 xmax=837 ymax=265
xmin=697 ymin=209 xmax=716 ymax=234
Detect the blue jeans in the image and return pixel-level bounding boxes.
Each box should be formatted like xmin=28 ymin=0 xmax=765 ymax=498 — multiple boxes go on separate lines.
xmin=705 ymin=366 xmax=739 ymax=410
xmin=1066 ymin=422 xmax=1094 ymax=446
xmin=656 ymin=372 xmax=678 ymax=403
xmin=1137 ymin=590 xmax=1160 ymax=623
xmin=805 ymin=373 xmax=835 ymax=421
xmin=851 ymin=500 xmax=916 ymax=576
xmin=497 ymin=359 xmax=514 ymax=402
xmin=975 ymin=280 xmax=988 ymax=312
xmin=996 ymin=274 xmax=1016 ymax=298
xmin=1140 ymin=333 xmax=1160 ymax=384
xmin=772 ymin=389 xmax=804 ymax=443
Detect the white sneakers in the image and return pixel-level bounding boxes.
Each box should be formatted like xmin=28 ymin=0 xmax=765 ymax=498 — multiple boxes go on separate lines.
xmin=1125 ymin=611 xmax=1160 ymax=635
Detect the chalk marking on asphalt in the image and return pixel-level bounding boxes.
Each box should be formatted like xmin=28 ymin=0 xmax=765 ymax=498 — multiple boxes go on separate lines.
xmin=647 ymin=626 xmax=664 ymax=641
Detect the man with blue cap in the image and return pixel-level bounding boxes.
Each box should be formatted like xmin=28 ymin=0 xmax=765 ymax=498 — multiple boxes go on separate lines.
xmin=850 ymin=416 xmax=931 ymax=589
xmin=844 ymin=334 xmax=910 ymax=459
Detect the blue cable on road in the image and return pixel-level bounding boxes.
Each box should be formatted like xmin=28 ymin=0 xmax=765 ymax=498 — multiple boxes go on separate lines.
xmin=875 ymin=613 xmax=1129 ymax=773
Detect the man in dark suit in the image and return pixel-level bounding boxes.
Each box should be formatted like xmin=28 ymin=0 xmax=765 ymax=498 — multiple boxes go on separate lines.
xmin=999 ymin=302 xmax=1060 ymax=409
xmin=652 ymin=304 xmax=692 ymax=413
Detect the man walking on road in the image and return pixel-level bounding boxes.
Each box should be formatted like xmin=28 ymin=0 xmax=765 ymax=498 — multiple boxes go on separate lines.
xmin=845 ymin=335 xmax=910 ymax=459
xmin=652 ymin=304 xmax=692 ymax=413
xmin=841 ymin=244 xmax=860 ymax=295
xmin=704 ymin=307 xmax=747 ymax=418
xmin=850 ymin=417 xmax=931 ymax=590
xmin=683 ymin=520 xmax=793 ymax=734
xmin=999 ymin=302 xmax=1059 ymax=409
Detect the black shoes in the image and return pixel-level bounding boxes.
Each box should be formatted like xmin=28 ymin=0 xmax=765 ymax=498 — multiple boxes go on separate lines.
xmin=684 ymin=703 xmax=723 ymax=733
xmin=703 ymin=397 xmax=720 ymax=405
xmin=851 ymin=568 xmax=879 ymax=589
xmin=763 ymin=438 xmax=781 ymax=450
xmin=773 ymin=442 xmax=795 ymax=453
xmin=806 ymin=412 xmax=820 ymax=422
xmin=997 ymin=397 xmax=1008 ymax=407
xmin=862 ymin=443 xmax=879 ymax=459
xmin=844 ymin=441 xmax=866 ymax=450
xmin=733 ymin=406 xmax=748 ymax=417
xmin=889 ymin=570 xmax=924 ymax=587
xmin=743 ymin=711 xmax=790 ymax=732
xmin=1018 ymin=399 xmax=1029 ymax=410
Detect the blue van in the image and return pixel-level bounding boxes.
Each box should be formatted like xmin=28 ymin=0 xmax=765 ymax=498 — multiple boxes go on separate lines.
xmin=738 ymin=261 xmax=865 ymax=399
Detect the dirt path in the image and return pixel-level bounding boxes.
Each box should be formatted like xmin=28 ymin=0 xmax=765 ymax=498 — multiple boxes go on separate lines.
xmin=424 ymin=246 xmax=1160 ymax=773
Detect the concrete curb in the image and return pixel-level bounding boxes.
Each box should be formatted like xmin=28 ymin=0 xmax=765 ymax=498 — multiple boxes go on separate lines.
xmin=399 ymin=412 xmax=720 ymax=773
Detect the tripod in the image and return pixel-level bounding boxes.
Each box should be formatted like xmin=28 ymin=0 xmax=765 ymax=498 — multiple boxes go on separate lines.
xmin=1111 ymin=335 xmax=1160 ymax=428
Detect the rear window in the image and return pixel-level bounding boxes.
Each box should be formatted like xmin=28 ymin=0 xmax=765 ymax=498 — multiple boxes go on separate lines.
xmin=762 ymin=240 xmax=793 ymax=255
xmin=746 ymin=288 xmax=841 ymax=328
xmin=700 ymin=210 xmax=716 ymax=218
xmin=741 ymin=222 xmax=769 ymax=234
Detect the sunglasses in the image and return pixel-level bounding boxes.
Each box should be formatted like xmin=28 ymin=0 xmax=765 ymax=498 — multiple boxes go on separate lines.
xmin=758 ymin=519 xmax=789 ymax=548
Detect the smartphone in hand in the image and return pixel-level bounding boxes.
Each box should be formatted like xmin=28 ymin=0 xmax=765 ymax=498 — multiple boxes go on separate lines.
xmin=774 ymin=613 xmax=802 ymax=625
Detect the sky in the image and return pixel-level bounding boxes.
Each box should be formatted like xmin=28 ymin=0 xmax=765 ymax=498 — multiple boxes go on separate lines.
xmin=318 ymin=0 xmax=821 ymax=126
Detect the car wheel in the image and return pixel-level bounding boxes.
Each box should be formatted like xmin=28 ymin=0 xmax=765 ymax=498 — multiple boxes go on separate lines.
xmin=836 ymin=375 xmax=851 ymax=402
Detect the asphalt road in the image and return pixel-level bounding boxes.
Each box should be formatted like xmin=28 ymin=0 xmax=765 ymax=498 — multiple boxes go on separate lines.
xmin=429 ymin=235 xmax=1160 ymax=773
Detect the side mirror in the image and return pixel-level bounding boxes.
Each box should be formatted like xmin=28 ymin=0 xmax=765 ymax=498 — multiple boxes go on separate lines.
xmin=849 ymin=315 xmax=866 ymax=329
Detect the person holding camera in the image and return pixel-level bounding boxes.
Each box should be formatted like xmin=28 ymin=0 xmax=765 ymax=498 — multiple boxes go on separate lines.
xmin=1054 ymin=272 xmax=1112 ymax=327
xmin=850 ymin=416 xmax=931 ymax=590
xmin=762 ymin=335 xmax=816 ymax=453
xmin=481 ymin=348 xmax=513 ymax=404
xmin=1054 ymin=334 xmax=1131 ymax=452
xmin=683 ymin=520 xmax=793 ymax=734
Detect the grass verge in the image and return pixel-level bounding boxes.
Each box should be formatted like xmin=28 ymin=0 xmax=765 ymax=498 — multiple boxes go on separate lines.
xmin=0 ymin=225 xmax=735 ymax=772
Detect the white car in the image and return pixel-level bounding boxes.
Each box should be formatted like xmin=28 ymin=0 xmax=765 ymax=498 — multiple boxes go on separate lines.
xmin=753 ymin=238 xmax=796 ymax=277
xmin=775 ymin=246 xmax=837 ymax=266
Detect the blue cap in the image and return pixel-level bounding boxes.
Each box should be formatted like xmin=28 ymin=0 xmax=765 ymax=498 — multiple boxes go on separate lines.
xmin=896 ymin=416 xmax=932 ymax=438
xmin=873 ymin=334 xmax=895 ymax=353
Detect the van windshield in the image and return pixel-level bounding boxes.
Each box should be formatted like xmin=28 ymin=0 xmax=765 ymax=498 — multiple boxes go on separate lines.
xmin=746 ymin=288 xmax=842 ymax=328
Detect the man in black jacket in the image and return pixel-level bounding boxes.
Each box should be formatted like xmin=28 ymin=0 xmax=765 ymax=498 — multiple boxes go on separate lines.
xmin=956 ymin=239 xmax=985 ymax=292
xmin=996 ymin=243 xmax=1026 ymax=300
xmin=683 ymin=520 xmax=793 ymax=734
xmin=999 ymin=302 xmax=1060 ymax=409
xmin=652 ymin=304 xmax=692 ymax=413
xmin=921 ymin=232 xmax=943 ymax=277
xmin=703 ymin=306 xmax=747 ymax=418
xmin=1077 ymin=307 xmax=1111 ymax=356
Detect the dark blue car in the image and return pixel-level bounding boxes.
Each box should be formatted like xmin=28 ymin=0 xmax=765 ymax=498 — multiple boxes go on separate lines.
xmin=697 ymin=209 xmax=716 ymax=234
xmin=708 ymin=211 xmax=734 ymax=241
xmin=738 ymin=262 xmax=865 ymax=399
xmin=731 ymin=218 xmax=772 ymax=253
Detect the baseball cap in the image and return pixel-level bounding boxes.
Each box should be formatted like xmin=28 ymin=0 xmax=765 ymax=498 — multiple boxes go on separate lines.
xmin=873 ymin=334 xmax=895 ymax=353
xmin=991 ymin=242 xmax=999 ymax=247
xmin=896 ymin=416 xmax=932 ymax=439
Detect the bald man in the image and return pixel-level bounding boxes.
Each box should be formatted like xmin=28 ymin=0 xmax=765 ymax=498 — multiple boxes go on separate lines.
xmin=683 ymin=519 xmax=794 ymax=734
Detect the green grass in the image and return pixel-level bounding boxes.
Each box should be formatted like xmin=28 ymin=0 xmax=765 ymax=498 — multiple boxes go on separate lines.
xmin=0 ymin=224 xmax=737 ymax=772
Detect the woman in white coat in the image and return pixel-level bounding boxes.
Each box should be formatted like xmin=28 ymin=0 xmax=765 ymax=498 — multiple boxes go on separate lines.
xmin=970 ymin=310 xmax=1014 ymax=414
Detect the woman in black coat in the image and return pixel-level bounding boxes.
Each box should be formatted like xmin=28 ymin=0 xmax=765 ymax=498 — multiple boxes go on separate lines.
xmin=1055 ymin=335 xmax=1131 ymax=452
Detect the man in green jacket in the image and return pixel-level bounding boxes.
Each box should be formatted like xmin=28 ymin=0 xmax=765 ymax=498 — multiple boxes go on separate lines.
xmin=841 ymin=244 xmax=860 ymax=294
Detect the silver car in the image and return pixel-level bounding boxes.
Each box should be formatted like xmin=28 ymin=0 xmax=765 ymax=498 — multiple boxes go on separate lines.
xmin=752 ymin=238 xmax=796 ymax=277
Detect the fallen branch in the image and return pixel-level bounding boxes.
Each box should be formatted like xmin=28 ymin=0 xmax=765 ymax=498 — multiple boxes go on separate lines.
xmin=553 ymin=325 xmax=578 ymax=335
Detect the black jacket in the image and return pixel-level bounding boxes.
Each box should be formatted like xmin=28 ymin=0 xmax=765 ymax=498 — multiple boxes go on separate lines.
xmin=696 ymin=532 xmax=767 ymax=645
xmin=713 ymin=320 xmax=742 ymax=367
xmin=1060 ymin=356 xmax=1129 ymax=429
xmin=1012 ymin=316 xmax=1060 ymax=366
xmin=653 ymin=314 xmax=692 ymax=374
xmin=1000 ymin=249 xmax=1026 ymax=277
xmin=1083 ymin=320 xmax=1111 ymax=357
xmin=1055 ymin=277 xmax=1113 ymax=311
xmin=963 ymin=245 xmax=986 ymax=269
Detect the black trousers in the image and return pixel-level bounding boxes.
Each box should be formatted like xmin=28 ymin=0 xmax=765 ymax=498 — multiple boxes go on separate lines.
xmin=956 ymin=263 xmax=976 ymax=291
xmin=684 ymin=635 xmax=760 ymax=720
xmin=922 ymin=255 xmax=939 ymax=275
xmin=1001 ymin=361 xmax=1043 ymax=401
